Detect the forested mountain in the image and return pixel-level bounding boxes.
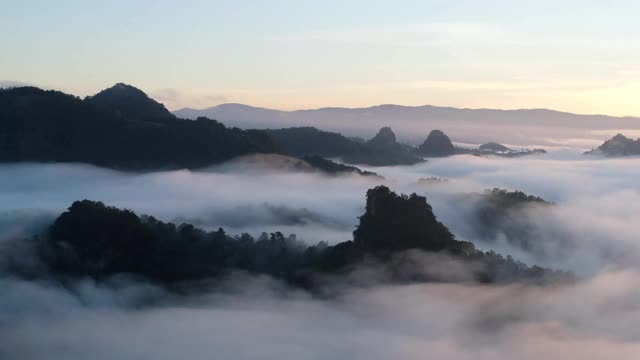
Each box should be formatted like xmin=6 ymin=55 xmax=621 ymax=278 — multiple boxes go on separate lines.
xmin=21 ymin=186 xmax=569 ymax=288
xmin=268 ymin=126 xmax=424 ymax=166
xmin=85 ymin=83 xmax=176 ymax=122
xmin=0 ymin=83 xmax=550 ymax=171
xmin=0 ymin=85 xmax=279 ymax=170
xmin=0 ymin=84 xmax=427 ymax=169
xmin=266 ymin=127 xmax=361 ymax=157
xmin=173 ymin=102 xmax=640 ymax=146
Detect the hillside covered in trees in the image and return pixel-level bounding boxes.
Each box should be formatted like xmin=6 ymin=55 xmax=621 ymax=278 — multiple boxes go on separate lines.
xmin=12 ymin=186 xmax=570 ymax=290
xmin=0 ymin=84 xmax=280 ymax=170
xmin=267 ymin=126 xmax=424 ymax=166
xmin=1 ymin=84 xmax=549 ymax=171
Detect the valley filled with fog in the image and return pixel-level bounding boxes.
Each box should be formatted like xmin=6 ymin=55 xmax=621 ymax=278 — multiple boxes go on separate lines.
xmin=5 ymin=1 xmax=640 ymax=358
xmin=2 ymin=149 xmax=640 ymax=359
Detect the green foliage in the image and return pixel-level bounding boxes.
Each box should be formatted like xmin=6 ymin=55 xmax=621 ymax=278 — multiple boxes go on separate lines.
xmin=418 ymin=130 xmax=455 ymax=157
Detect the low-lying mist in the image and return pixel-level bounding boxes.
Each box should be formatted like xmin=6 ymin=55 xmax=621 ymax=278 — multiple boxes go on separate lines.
xmin=2 ymin=151 xmax=639 ymax=359
xmin=3 ymin=151 xmax=636 ymax=274
xmin=3 ymin=270 xmax=640 ymax=359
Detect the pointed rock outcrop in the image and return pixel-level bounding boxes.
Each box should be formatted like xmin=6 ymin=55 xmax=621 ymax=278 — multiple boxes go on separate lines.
xmin=418 ymin=130 xmax=455 ymax=157
xmin=367 ymin=126 xmax=398 ymax=150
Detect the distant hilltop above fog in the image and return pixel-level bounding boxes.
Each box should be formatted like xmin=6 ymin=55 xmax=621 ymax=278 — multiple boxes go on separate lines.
xmin=586 ymin=133 xmax=640 ymax=157
xmin=418 ymin=130 xmax=456 ymax=157
xmin=173 ymin=102 xmax=640 ymax=147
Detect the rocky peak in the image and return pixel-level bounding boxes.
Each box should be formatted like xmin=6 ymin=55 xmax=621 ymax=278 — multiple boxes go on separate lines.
xmin=367 ymin=127 xmax=397 ymax=149
xmin=418 ymin=130 xmax=455 ymax=157
xmin=353 ymin=186 xmax=455 ymax=253
xmin=588 ymin=133 xmax=640 ymax=156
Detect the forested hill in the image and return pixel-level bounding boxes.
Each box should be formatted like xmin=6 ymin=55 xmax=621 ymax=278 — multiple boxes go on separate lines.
xmin=267 ymin=126 xmax=425 ymax=166
xmin=0 ymin=84 xmax=279 ymax=170
xmin=19 ymin=186 xmax=571 ymax=288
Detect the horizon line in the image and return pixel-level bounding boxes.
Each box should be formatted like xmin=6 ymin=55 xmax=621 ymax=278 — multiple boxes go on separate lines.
xmin=171 ymin=102 xmax=640 ymax=120
xmin=3 ymin=82 xmax=639 ymax=120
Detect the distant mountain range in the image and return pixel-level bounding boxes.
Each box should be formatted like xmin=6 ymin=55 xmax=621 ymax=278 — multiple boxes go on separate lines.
xmin=174 ymin=103 xmax=640 ymax=147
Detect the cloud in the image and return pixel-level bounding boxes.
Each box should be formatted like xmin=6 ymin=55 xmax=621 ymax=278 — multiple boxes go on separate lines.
xmin=1 ymin=152 xmax=640 ymax=275
xmin=364 ymin=154 xmax=640 ymax=276
xmin=1 ymin=152 xmax=640 ymax=358
xmin=2 ymin=270 xmax=640 ymax=359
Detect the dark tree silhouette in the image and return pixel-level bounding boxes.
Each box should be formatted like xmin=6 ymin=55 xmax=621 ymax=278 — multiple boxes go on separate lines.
xmin=34 ymin=187 xmax=572 ymax=288
xmin=0 ymin=85 xmax=279 ymax=169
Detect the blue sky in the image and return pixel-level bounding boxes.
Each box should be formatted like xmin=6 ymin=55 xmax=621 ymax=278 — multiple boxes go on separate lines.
xmin=2 ymin=0 xmax=639 ymax=115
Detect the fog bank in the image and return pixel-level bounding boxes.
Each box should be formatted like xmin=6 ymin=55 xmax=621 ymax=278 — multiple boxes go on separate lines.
xmin=2 ymin=153 xmax=640 ymax=359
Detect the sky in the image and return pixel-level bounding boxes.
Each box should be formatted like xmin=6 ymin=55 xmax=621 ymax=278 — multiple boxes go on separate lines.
xmin=1 ymin=0 xmax=640 ymax=115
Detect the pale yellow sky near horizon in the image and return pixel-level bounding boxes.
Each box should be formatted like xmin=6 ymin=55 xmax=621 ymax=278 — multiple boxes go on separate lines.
xmin=148 ymin=80 xmax=640 ymax=117
xmin=2 ymin=1 xmax=640 ymax=117
xmin=15 ymin=77 xmax=635 ymax=118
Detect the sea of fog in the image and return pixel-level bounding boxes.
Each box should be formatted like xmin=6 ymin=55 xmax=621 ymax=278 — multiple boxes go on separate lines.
xmin=2 ymin=150 xmax=640 ymax=359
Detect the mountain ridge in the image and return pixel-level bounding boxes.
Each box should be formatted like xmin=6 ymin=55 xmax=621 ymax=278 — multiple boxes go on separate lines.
xmin=0 ymin=84 xmax=279 ymax=169
xmin=172 ymin=102 xmax=640 ymax=147
xmin=174 ymin=102 xmax=640 ymax=120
